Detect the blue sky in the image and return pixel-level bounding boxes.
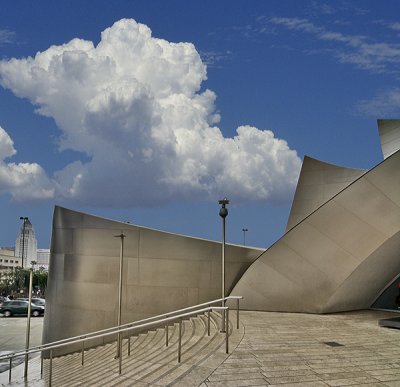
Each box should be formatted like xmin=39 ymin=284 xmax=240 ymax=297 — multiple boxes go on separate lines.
xmin=0 ymin=1 xmax=398 ymax=249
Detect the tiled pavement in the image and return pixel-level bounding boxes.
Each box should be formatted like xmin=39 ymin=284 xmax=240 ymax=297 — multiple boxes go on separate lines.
xmin=2 ymin=309 xmax=400 ymax=386
xmin=199 ymin=309 xmax=400 ymax=387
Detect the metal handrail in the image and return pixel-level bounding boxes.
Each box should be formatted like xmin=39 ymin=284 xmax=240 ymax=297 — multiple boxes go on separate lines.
xmin=2 ymin=296 xmax=242 ymax=385
xmin=0 ymin=295 xmax=242 ymax=361
xmin=7 ymin=307 xmax=228 ymax=384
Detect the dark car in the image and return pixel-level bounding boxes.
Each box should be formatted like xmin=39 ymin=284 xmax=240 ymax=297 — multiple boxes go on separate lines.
xmin=0 ymin=300 xmax=45 ymax=317
xmin=17 ymin=297 xmax=46 ymax=307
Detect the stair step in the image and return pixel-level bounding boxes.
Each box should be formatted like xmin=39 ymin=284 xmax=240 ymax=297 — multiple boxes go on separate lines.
xmin=2 ymin=311 xmax=242 ymax=387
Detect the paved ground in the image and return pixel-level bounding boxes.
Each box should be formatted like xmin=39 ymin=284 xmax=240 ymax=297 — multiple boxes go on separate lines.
xmin=0 ymin=317 xmax=43 ymax=374
xmin=0 ymin=317 xmax=44 ymax=352
xmin=2 ymin=310 xmax=400 ymax=386
xmin=199 ymin=309 xmax=400 ymax=387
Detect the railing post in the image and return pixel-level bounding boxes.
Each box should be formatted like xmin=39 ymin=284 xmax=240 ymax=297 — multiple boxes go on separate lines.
xmin=41 ymin=354 xmax=43 ymax=378
xmin=24 ymin=268 xmax=34 ymax=379
xmin=8 ymin=357 xmax=12 ymax=383
xmin=165 ymin=323 xmax=169 ymax=347
xmin=225 ymin=308 xmax=229 ymax=354
xmin=165 ymin=315 xmax=169 ymax=347
xmin=178 ymin=319 xmax=182 ymax=363
xmin=128 ymin=336 xmax=131 ymax=356
xmin=114 ymin=232 xmax=125 ymax=359
xmin=49 ymin=349 xmax=53 ymax=387
xmin=221 ymin=300 xmax=226 ymax=332
xmin=119 ymin=336 xmax=122 ymax=375
xmin=236 ymin=298 xmax=240 ymax=329
xmin=207 ymin=308 xmax=211 ymax=336
xmin=81 ymin=340 xmax=85 ymax=366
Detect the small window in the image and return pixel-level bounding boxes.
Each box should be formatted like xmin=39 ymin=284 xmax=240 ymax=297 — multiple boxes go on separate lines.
xmin=10 ymin=260 xmax=13 ymax=263
xmin=4 ymin=259 xmax=8 ymax=263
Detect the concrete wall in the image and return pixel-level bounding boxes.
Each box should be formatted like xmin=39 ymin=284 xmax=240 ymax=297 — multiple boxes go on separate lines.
xmin=42 ymin=206 xmax=262 ymax=354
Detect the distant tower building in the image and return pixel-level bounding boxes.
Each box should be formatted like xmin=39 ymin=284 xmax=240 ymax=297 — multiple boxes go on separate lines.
xmin=15 ymin=219 xmax=37 ymax=268
xmin=36 ymin=249 xmax=50 ymax=270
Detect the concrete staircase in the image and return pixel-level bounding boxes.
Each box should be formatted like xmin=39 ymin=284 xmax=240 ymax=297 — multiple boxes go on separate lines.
xmin=0 ymin=311 xmax=244 ymax=386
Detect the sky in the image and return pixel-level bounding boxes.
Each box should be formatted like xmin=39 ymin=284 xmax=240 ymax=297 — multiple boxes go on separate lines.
xmin=0 ymin=0 xmax=398 ymax=249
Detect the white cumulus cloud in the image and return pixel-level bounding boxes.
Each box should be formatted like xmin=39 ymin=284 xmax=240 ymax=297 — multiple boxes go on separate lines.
xmin=0 ymin=126 xmax=55 ymax=200
xmin=0 ymin=19 xmax=301 ymax=206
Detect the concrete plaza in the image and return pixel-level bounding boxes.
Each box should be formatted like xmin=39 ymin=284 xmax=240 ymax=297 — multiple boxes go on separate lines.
xmin=200 ymin=309 xmax=400 ymax=387
xmin=0 ymin=317 xmax=43 ymax=352
xmin=0 ymin=317 xmax=43 ymax=374
xmin=2 ymin=309 xmax=400 ymax=386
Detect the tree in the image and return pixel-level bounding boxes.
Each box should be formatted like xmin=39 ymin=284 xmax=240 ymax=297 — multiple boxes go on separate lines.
xmin=34 ymin=270 xmax=48 ymax=296
xmin=0 ymin=266 xmax=48 ymax=297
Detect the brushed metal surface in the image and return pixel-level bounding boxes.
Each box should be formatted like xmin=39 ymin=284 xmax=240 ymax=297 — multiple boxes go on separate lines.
xmin=378 ymin=119 xmax=400 ymax=159
xmin=42 ymin=119 xmax=400 ymax=356
xmin=42 ymin=207 xmax=262 ymax=354
xmin=231 ymin=148 xmax=400 ymax=314
xmin=286 ymin=156 xmax=366 ymax=231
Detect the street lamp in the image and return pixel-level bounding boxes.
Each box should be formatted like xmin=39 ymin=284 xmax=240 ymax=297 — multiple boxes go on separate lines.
xmin=19 ymin=217 xmax=29 ymax=269
xmin=114 ymin=232 xmax=126 ymax=360
xmin=219 ymin=197 xmax=229 ymax=332
xmin=242 ymin=228 xmax=248 ymax=246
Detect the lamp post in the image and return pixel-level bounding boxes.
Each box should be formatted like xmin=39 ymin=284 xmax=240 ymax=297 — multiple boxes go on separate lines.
xmin=218 ymin=197 xmax=229 ymax=332
xmin=242 ymin=228 xmax=248 ymax=246
xmin=19 ymin=217 xmax=28 ymax=269
xmin=24 ymin=268 xmax=33 ymax=379
xmin=114 ymin=233 xmax=126 ymax=358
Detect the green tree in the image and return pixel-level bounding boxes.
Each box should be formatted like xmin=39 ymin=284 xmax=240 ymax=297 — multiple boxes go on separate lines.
xmin=0 ymin=265 xmax=48 ymax=298
xmin=34 ymin=270 xmax=48 ymax=297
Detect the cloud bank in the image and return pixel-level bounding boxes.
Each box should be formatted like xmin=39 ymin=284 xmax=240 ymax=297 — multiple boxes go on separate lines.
xmin=0 ymin=19 xmax=300 ymax=206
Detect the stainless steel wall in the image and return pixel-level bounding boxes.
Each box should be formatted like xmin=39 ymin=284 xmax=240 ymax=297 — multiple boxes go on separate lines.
xmin=231 ymin=148 xmax=400 ymax=313
xmin=42 ymin=207 xmax=262 ymax=354
xmin=286 ymin=156 xmax=366 ymax=232
xmin=378 ymin=119 xmax=400 ymax=159
xmin=43 ymin=119 xmax=400 ymax=356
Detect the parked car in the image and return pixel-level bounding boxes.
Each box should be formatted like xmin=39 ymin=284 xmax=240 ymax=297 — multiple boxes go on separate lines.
xmin=0 ymin=300 xmax=45 ymax=317
xmin=32 ymin=298 xmax=46 ymax=307
xmin=17 ymin=297 xmax=46 ymax=307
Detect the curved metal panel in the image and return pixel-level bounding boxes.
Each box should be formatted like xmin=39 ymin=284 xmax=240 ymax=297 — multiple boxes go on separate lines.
xmin=231 ymin=149 xmax=400 ymax=314
xmin=42 ymin=207 xmax=262 ymax=354
xmin=378 ymin=119 xmax=400 ymax=159
xmin=286 ymin=156 xmax=366 ymax=231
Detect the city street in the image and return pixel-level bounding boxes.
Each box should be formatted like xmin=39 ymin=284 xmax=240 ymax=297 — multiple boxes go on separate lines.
xmin=0 ymin=316 xmax=43 ymax=373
